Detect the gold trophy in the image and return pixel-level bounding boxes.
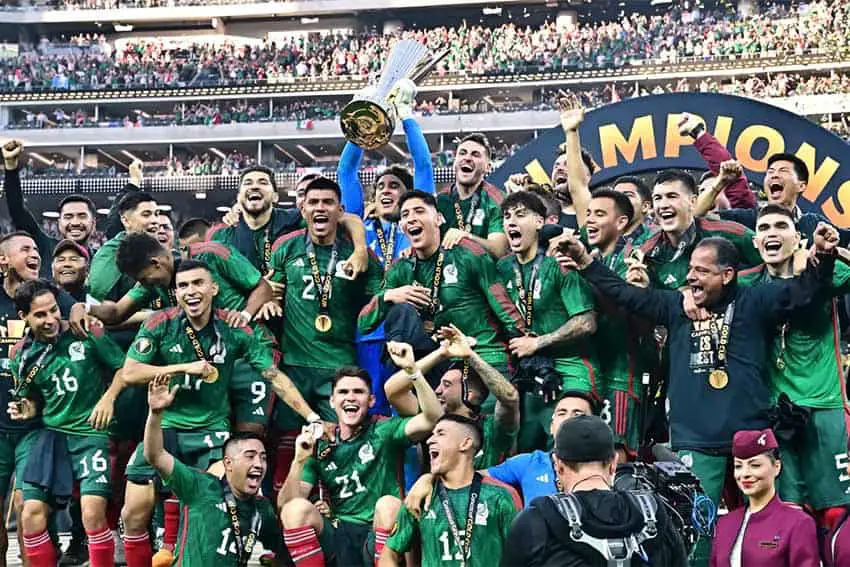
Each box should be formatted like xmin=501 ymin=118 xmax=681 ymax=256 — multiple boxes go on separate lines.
xmin=340 ymin=40 xmax=446 ymax=150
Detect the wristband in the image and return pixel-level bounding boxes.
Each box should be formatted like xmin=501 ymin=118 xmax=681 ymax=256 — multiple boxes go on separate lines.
xmin=85 ymin=303 xmax=92 ymax=314
xmin=306 ymin=412 xmax=321 ymax=424
xmin=408 ymin=369 xmax=424 ymax=382
xmin=690 ymin=122 xmax=706 ymax=139
xmin=239 ymin=310 xmax=252 ymax=323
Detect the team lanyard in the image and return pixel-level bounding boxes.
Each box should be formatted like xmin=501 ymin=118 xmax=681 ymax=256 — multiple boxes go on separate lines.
xmin=453 ymin=187 xmax=480 ymax=232
xmin=221 ymin=479 xmax=262 ymax=566
xmin=511 ymin=254 xmax=544 ymax=328
xmin=374 ymin=222 xmax=396 ymax=271
xmin=183 ymin=316 xmax=223 ymax=363
xmin=305 ymin=237 xmax=339 ymax=321
xmin=711 ymin=301 xmax=735 ymax=371
xmin=413 ymin=248 xmax=445 ymax=325
xmin=436 ymin=473 xmax=482 ymax=567
xmin=12 ymin=339 xmax=53 ymax=398
xmin=260 ymin=220 xmax=274 ymax=274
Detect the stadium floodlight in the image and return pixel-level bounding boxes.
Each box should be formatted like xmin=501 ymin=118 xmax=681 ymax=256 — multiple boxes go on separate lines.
xmin=482 ymin=7 xmax=502 ymax=15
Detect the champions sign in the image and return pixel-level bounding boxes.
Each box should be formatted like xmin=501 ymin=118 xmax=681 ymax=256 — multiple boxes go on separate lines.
xmin=489 ymin=92 xmax=850 ymax=226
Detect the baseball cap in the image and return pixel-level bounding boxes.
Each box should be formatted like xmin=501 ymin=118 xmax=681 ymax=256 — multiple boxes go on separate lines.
xmin=732 ymin=429 xmax=778 ymax=460
xmin=52 ymin=239 xmax=90 ymax=263
xmin=554 ymin=415 xmax=615 ymax=464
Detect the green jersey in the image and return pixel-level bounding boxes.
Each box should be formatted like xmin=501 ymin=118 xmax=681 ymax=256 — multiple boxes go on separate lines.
xmin=360 ymin=240 xmax=526 ymax=369
xmin=207 ymin=208 xmax=304 ymax=273
xmin=269 ymin=229 xmax=383 ymax=369
xmin=436 ymin=182 xmax=505 ymax=239
xmin=127 ymin=308 xmax=276 ymax=430
xmin=11 ymin=327 xmax=124 ymax=436
xmin=739 ymin=262 xmax=850 ymax=409
xmin=163 ymin=459 xmax=282 ymax=567
xmin=387 ymin=475 xmax=520 ymax=567
xmin=634 ymin=217 xmax=761 ymax=290
xmin=127 ymin=242 xmax=262 ymax=311
xmin=302 ymin=416 xmax=411 ymax=525
xmin=88 ymin=231 xmax=138 ymax=301
xmin=475 ymin=414 xmax=516 ymax=470
xmin=497 ymin=253 xmax=600 ymax=390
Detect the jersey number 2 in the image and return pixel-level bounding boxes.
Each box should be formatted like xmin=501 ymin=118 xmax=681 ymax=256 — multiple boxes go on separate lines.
xmin=301 ymin=275 xmax=333 ymax=301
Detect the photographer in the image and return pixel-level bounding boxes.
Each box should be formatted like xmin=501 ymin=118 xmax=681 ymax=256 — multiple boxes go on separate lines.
xmin=501 ymin=416 xmax=688 ymax=567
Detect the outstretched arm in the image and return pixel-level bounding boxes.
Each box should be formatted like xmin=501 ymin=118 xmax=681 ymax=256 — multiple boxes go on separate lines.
xmin=402 ymin=118 xmax=435 ymax=193
xmin=338 ymin=142 xmax=365 ymax=218
xmin=143 ymin=376 xmax=178 ymax=478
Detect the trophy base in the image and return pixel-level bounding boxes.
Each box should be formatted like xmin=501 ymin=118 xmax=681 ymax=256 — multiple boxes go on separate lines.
xmin=340 ymin=99 xmax=396 ymax=150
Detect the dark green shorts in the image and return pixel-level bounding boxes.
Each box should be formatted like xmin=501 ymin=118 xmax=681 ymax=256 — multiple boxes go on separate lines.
xmin=777 ymin=407 xmax=850 ymax=510
xmin=676 ymin=449 xmax=730 ymax=567
xmin=231 ymin=359 xmax=274 ymax=426
xmin=0 ymin=429 xmax=40 ymax=495
xmin=23 ymin=431 xmax=112 ymax=502
xmin=272 ymin=366 xmax=336 ymax=431
xmin=319 ymin=518 xmax=374 ymax=567
xmin=600 ymin=388 xmax=641 ymax=452
xmin=125 ymin=429 xmax=228 ymax=484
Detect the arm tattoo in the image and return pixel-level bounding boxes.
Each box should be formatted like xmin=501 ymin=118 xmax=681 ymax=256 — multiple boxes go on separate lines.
xmin=262 ymin=367 xmax=306 ymax=417
xmin=536 ymin=311 xmax=597 ymax=351
xmin=469 ymin=352 xmax=518 ymax=405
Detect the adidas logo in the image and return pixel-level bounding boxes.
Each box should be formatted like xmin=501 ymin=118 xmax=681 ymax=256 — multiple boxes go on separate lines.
xmin=95 ymin=475 xmax=109 ymax=484
xmin=252 ymin=407 xmax=265 ymax=416
xmin=536 ymin=474 xmax=549 ymax=483
xmin=169 ymin=344 xmax=183 ymax=354
xmin=325 ymin=462 xmax=338 ymax=472
xmin=664 ymin=274 xmax=677 ymax=285
xmin=295 ymin=259 xmax=305 ymax=268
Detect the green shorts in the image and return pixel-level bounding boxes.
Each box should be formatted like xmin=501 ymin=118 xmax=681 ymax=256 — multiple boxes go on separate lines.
xmin=272 ymin=366 xmax=335 ymax=431
xmin=676 ymin=449 xmax=730 ymax=567
xmin=319 ymin=517 xmax=375 ymax=567
xmin=0 ymin=429 xmax=40 ymax=495
xmin=125 ymin=429 xmax=229 ymax=484
xmin=600 ymin=388 xmax=641 ymax=452
xmin=777 ymin=407 xmax=850 ymax=510
xmin=23 ymin=431 xmax=112 ymax=502
xmin=231 ymin=359 xmax=274 ymax=426
xmin=517 ymin=393 xmax=554 ymax=454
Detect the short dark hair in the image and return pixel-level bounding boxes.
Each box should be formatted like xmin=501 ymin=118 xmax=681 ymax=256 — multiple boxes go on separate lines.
xmin=239 ymin=165 xmax=277 ymax=191
xmin=58 ymin=195 xmax=96 ymax=217
xmin=457 ymin=133 xmax=492 ymax=160
xmin=437 ymin=413 xmax=483 ymax=452
xmin=398 ymin=190 xmax=438 ymax=211
xmin=117 ymin=191 xmax=156 ymax=216
xmin=558 ymin=390 xmax=601 ymax=416
xmin=695 ymin=237 xmax=740 ymax=270
xmin=654 ymin=169 xmax=697 ymax=195
xmin=556 ymin=146 xmax=596 ymax=176
xmin=332 ymin=366 xmax=372 ymax=392
xmin=296 ymin=172 xmax=322 ymax=191
xmin=116 ymin=232 xmax=166 ymax=278
xmin=376 ymin=164 xmax=414 ymax=193
xmin=223 ymin=431 xmax=266 ymax=457
xmin=613 ymin=176 xmax=651 ymax=203
xmin=501 ymin=191 xmax=547 ymax=218
xmin=178 ymin=218 xmax=212 ymax=241
xmin=15 ymin=279 xmax=59 ymax=314
xmin=0 ymin=230 xmax=36 ymax=251
xmin=303 ymin=176 xmax=341 ymax=201
xmin=757 ymin=203 xmax=796 ymax=223
xmin=175 ymin=258 xmax=212 ymax=277
xmin=590 ymin=188 xmax=634 ymax=225
xmin=527 ymin=186 xmax=561 ymax=219
xmin=767 ymin=153 xmax=809 ymax=183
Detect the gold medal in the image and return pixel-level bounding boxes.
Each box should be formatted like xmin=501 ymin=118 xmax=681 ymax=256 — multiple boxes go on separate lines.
xmin=776 ymin=357 xmax=786 ymax=370
xmin=708 ymin=369 xmax=728 ymax=390
xmin=315 ymin=314 xmax=333 ymax=333
xmin=201 ymin=366 xmax=219 ymax=384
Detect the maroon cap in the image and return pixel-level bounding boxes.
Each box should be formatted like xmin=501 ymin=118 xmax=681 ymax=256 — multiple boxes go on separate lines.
xmin=52 ymin=239 xmax=90 ymax=262
xmin=732 ymin=429 xmax=778 ymax=460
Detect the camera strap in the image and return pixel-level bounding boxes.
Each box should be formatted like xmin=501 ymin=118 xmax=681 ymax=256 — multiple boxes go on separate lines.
xmin=436 ymin=473 xmax=482 ymax=567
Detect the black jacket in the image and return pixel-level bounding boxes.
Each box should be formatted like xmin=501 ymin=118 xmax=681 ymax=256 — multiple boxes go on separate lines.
xmin=501 ymin=489 xmax=689 ymax=567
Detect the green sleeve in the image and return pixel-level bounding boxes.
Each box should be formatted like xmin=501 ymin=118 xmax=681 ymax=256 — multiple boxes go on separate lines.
xmin=87 ymin=240 xmax=122 ymax=301
xmin=237 ymin=327 xmax=275 ymax=374
xmin=268 ymin=245 xmax=287 ymax=284
xmin=89 ymin=331 xmax=127 ymax=372
xmin=126 ymin=319 xmax=162 ymax=364
xmin=377 ymin=416 xmax=413 ymax=447
xmin=127 ymin=283 xmax=156 ymax=307
xmin=475 ymin=251 xmax=524 ymax=336
xmin=258 ymin=500 xmax=284 ymax=555
xmin=831 ymin=261 xmax=850 ymax=294
xmin=357 ymin=264 xmax=404 ymax=334
xmin=498 ymin=491 xmax=519 ymax=542
xmin=202 ymin=248 xmax=262 ymax=295
xmin=300 ymin=456 xmax=319 ymax=486
xmin=363 ymin=254 xmax=385 ymax=298
xmin=487 ymin=203 xmax=504 ymax=236
xmin=162 ymin=459 xmax=213 ymax=505
xmin=386 ymin=504 xmax=419 ymax=554
xmin=559 ymin=268 xmax=596 ymax=317
xmin=732 ymin=229 xmax=761 ymax=267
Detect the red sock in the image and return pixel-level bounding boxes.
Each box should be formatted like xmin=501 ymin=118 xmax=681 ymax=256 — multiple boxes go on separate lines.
xmin=273 ymin=431 xmax=298 ymax=501
xmin=284 ymin=527 xmax=325 ymax=567
xmin=162 ymin=498 xmax=180 ymax=550
xmin=22 ymin=530 xmax=57 ymax=567
xmin=87 ymin=527 xmax=115 ymax=567
xmin=373 ymin=527 xmax=390 ymax=566
xmin=123 ymin=532 xmax=152 ymax=567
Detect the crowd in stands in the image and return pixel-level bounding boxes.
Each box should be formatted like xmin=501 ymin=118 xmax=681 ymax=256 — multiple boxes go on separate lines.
xmin=2 ymin=0 xmax=266 ymax=8
xmin=0 ymin=1 xmax=848 ymax=92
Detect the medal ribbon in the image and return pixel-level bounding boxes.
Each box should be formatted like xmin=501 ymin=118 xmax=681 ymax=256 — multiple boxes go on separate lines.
xmin=183 ymin=317 xmax=223 ymax=363
xmin=711 ymin=301 xmax=735 ymax=372
xmin=414 ymin=248 xmax=445 ymax=325
xmin=261 ymin=220 xmax=273 ymax=274
xmin=452 ymin=187 xmax=480 ymax=232
xmin=374 ymin=223 xmax=396 ymax=272
xmin=511 ymin=254 xmax=543 ymax=328
xmin=436 ymin=473 xmax=482 ymax=566
xmin=12 ymin=340 xmax=53 ymax=399
xmin=305 ymin=237 xmax=339 ymax=316
xmin=221 ymin=479 xmax=262 ymax=567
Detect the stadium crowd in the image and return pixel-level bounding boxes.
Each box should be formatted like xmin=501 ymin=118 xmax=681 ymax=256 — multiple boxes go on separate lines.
xmin=1 ymin=0 xmax=848 ymax=92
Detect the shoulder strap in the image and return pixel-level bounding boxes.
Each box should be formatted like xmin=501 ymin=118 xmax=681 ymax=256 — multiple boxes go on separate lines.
xmin=547 ymin=492 xmax=584 ymax=539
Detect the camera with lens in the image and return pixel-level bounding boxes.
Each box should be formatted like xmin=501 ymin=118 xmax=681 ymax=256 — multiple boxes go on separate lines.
xmin=511 ymin=355 xmax=562 ymax=400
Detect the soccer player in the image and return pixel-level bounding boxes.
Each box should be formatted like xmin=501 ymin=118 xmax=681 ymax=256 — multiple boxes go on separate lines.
xmin=118 ymin=259 xmax=320 ymax=567
xmin=51 ymin=239 xmax=89 ymax=302
xmin=8 ymin=280 xmax=126 ymax=567
xmin=177 ymin=218 xmax=211 ymax=247
xmin=380 ymin=414 xmax=521 ymax=567
xmin=740 ymin=205 xmax=850 ymax=528
xmin=383 ymin=326 xmax=519 ymax=469
xmin=88 ymin=192 xmax=160 ymax=303
xmin=359 ymin=190 xmax=525 ymax=376
xmin=555 ymin=97 xmax=596 ymax=232
xmin=498 ymin=191 xmax=598 ymax=451
xmin=142 ymin=375 xmax=286 ymax=567
xmin=279 ymin=365 xmax=441 ymax=567
xmin=612 ymin=176 xmax=653 ymax=244
xmin=155 ymin=213 xmax=175 ymax=249
xmin=3 ymin=140 xmax=99 ymax=276
xmin=265 ymin=176 xmax=383 ymax=493
xmin=436 ymin=133 xmax=508 ymax=257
